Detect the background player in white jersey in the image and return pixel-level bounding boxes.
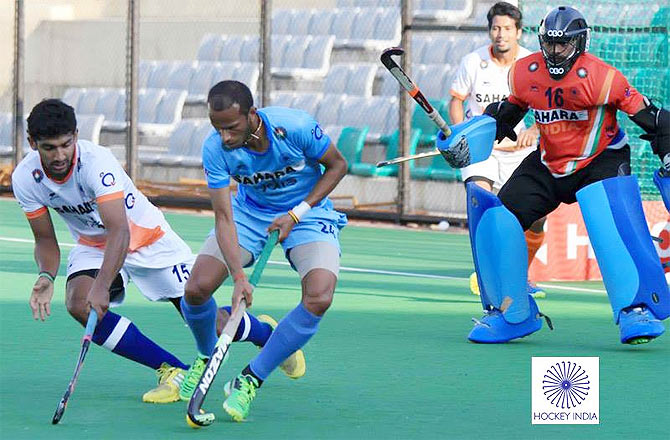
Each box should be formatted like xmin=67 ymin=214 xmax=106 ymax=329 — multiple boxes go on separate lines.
xmin=177 ymin=80 xmax=348 ymax=421
xmin=449 ymin=2 xmax=547 ymax=298
xmin=12 ymin=99 xmax=195 ymax=404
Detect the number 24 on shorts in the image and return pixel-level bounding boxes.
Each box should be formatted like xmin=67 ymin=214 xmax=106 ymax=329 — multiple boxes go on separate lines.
xmin=318 ymin=222 xmax=336 ymax=236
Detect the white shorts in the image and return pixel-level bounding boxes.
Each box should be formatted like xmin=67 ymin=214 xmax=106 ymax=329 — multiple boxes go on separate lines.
xmin=199 ymin=235 xmax=340 ymax=279
xmin=67 ymin=244 xmax=196 ymax=306
xmin=460 ymin=146 xmax=536 ymax=190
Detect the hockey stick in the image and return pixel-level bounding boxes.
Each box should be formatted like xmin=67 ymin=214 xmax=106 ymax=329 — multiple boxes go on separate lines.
xmin=377 ymin=46 xmax=451 ymax=168
xmin=186 ymin=229 xmax=279 ymax=428
xmin=52 ymin=309 xmax=98 ymax=424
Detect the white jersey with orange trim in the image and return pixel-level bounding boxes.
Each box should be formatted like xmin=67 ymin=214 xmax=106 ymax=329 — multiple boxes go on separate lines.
xmin=450 ymin=44 xmax=532 ymax=136
xmin=11 ymin=140 xmax=192 ymax=268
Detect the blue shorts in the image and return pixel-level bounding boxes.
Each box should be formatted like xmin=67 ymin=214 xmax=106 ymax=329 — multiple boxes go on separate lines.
xmin=209 ymin=198 xmax=347 ymax=262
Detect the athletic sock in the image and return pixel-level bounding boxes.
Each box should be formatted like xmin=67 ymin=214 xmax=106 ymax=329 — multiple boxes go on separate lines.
xmin=525 ymin=230 xmax=545 ymax=267
xmin=181 ymin=297 xmax=219 ymax=357
xmin=241 ymin=364 xmax=263 ymax=387
xmin=91 ymin=311 xmax=188 ymax=370
xmin=249 ymin=302 xmax=321 ymax=381
xmin=220 ymin=306 xmax=273 ymax=347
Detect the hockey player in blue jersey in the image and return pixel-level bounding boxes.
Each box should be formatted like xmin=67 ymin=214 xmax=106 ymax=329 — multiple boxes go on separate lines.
xmin=178 ymin=80 xmax=348 ymax=421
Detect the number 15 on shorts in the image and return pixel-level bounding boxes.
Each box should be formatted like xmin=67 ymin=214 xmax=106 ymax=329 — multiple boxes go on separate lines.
xmin=172 ymin=264 xmax=190 ymax=283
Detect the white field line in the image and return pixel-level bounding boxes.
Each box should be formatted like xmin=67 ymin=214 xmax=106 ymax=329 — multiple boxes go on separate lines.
xmin=0 ymin=236 xmax=606 ymax=293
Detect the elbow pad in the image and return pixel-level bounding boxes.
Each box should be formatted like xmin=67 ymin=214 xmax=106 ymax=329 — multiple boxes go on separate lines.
xmin=483 ymin=100 xmax=527 ymax=142
xmin=630 ymin=101 xmax=670 ymax=157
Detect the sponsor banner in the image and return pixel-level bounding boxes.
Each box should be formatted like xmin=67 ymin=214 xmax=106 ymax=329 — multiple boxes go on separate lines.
xmin=529 ymin=201 xmax=668 ymax=281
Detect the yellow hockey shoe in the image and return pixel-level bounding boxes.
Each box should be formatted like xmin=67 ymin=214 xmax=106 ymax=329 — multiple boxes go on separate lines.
xmin=469 ymin=272 xmax=480 ymax=296
xmin=142 ymin=363 xmax=184 ymax=403
xmin=258 ymin=314 xmax=306 ymax=379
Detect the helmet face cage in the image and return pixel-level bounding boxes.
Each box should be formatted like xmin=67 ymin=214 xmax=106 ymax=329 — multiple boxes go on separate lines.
xmin=538 ymin=7 xmax=589 ymax=79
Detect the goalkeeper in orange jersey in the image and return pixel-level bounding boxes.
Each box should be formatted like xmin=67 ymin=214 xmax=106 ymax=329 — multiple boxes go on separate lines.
xmin=456 ymin=6 xmax=670 ymax=344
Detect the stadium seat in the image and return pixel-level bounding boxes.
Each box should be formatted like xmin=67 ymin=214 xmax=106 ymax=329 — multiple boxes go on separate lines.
xmin=76 ymin=114 xmax=104 ymax=144
xmin=0 ymin=113 xmax=13 ymax=156
xmin=290 ymin=9 xmax=315 ymax=35
xmin=196 ymin=34 xmax=224 ymax=61
xmin=414 ymin=0 xmax=474 ymax=23
xmin=136 ymin=88 xmax=164 ymax=125
xmin=337 ymin=126 xmax=368 ymax=172
xmin=411 ymin=98 xmax=450 ymax=145
xmin=77 ymin=88 xmax=105 ymax=115
xmin=139 ymin=60 xmax=156 ymax=88
xmin=146 ymin=61 xmax=175 ymax=89
xmin=270 ymin=91 xmax=297 ymax=108
xmin=272 ymin=9 xmax=293 ymax=35
xmin=166 ymin=61 xmax=196 ymax=91
xmin=141 ymin=90 xmax=187 ymax=136
xmin=241 ymin=36 xmax=260 ymax=63
xmin=350 ymin=128 xmax=421 ymax=177
xmin=315 ymin=94 xmax=346 ymax=127
xmin=308 ymin=9 xmax=335 ymax=35
xmin=62 ymin=88 xmax=84 ymax=109
xmin=233 ymin=63 xmax=260 ymax=95
xmin=291 ymin=92 xmax=322 ymax=115
xmin=324 ymin=64 xmax=377 ymax=96
xmin=190 ymin=120 xmax=214 ymax=156
xmin=187 ymin=61 xmax=220 ymax=104
xmin=338 ymin=7 xmax=401 ymax=51
xmin=219 ymin=36 xmax=247 ymax=63
xmin=411 ymin=36 xmax=432 ymax=65
xmin=338 ymin=96 xmax=369 ymax=129
xmin=331 ymin=8 xmax=359 ymax=41
xmin=94 ymin=88 xmax=124 ymax=121
xmin=273 ymin=36 xmax=335 ymax=79
xmin=141 ymin=119 xmax=198 ymax=166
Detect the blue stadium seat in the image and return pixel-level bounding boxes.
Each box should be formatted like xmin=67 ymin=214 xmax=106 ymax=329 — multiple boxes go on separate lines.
xmin=196 ymin=34 xmax=223 ymax=61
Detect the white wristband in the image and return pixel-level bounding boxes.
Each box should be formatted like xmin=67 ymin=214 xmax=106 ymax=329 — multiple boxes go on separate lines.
xmin=291 ymin=201 xmax=311 ymax=221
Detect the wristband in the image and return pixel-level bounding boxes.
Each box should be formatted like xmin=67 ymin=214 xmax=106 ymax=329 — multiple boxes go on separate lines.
xmin=287 ymin=210 xmax=300 ymax=224
xmin=38 ymin=271 xmax=56 ymax=283
xmin=290 ymin=201 xmax=311 ymax=222
xmin=232 ymin=271 xmax=247 ymax=282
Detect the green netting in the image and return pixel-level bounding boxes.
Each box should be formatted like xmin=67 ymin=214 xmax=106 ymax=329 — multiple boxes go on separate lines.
xmin=520 ymin=0 xmax=669 ymax=200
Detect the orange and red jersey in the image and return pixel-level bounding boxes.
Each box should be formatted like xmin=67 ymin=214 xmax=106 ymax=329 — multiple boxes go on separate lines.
xmin=508 ymin=52 xmax=645 ymax=177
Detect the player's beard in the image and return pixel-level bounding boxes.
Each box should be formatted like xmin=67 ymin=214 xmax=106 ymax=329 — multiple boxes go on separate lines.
xmin=47 ymin=159 xmax=72 ymax=180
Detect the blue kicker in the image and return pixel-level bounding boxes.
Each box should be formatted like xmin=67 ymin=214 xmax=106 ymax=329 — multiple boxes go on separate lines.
xmin=577 ymin=175 xmax=670 ymax=322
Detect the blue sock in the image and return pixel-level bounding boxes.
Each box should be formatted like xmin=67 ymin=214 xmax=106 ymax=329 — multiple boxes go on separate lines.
xmin=249 ymin=303 xmax=321 ymax=380
xmin=91 ymin=311 xmax=187 ymax=370
xmin=220 ymin=306 xmax=273 ymax=347
xmin=181 ymin=297 xmax=219 ymax=357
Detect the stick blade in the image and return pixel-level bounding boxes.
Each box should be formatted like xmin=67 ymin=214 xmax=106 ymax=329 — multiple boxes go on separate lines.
xmin=51 ymin=400 xmax=66 ymax=424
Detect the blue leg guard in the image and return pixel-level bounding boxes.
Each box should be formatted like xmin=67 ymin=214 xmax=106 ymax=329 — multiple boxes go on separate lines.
xmin=653 ymin=169 xmax=670 ymax=212
xmin=466 ymin=183 xmax=545 ymax=343
xmin=577 ymin=176 xmax=669 ymax=343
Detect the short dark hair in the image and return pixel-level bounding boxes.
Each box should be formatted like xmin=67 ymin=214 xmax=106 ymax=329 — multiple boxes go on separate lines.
xmin=207 ymin=80 xmax=254 ymax=114
xmin=27 ymin=99 xmax=77 ymax=141
xmin=487 ymin=2 xmax=522 ymax=30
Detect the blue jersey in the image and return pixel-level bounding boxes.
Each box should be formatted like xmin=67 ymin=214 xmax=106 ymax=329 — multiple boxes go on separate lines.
xmin=202 ymin=107 xmax=332 ymax=212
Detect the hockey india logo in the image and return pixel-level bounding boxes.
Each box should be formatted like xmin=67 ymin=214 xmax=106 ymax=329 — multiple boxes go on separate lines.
xmin=543 ymin=361 xmax=590 ymax=409
xmin=32 ymin=169 xmax=44 ymax=183
xmin=274 ymin=126 xmax=287 ymax=139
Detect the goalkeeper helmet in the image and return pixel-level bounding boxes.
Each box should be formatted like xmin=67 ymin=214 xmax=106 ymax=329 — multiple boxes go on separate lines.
xmin=538 ymin=6 xmax=590 ymax=80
